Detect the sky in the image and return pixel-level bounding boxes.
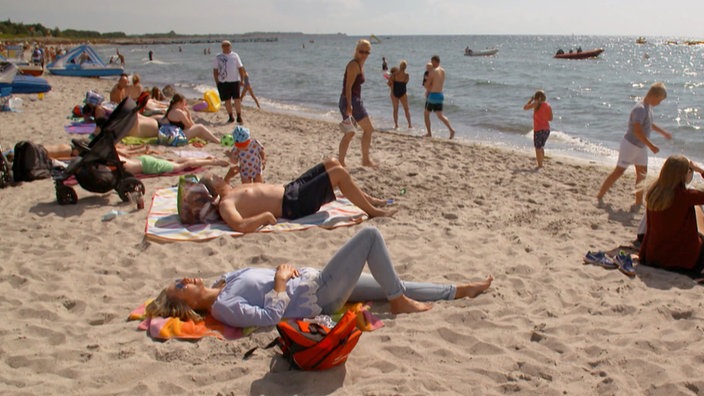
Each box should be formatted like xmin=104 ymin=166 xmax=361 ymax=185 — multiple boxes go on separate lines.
xmin=2 ymin=0 xmax=703 ymax=37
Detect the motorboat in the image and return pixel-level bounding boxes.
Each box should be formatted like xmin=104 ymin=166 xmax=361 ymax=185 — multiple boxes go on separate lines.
xmin=554 ymin=48 xmax=604 ymax=60
xmin=464 ymin=48 xmax=499 ymax=56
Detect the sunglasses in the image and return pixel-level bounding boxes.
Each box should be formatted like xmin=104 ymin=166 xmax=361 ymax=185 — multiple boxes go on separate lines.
xmin=358 ymin=50 xmax=370 ymax=55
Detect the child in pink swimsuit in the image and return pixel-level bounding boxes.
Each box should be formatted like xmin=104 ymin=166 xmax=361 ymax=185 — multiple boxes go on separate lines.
xmin=225 ymin=126 xmax=266 ymax=183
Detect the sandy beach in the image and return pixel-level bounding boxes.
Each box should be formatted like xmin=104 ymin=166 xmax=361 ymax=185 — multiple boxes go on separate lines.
xmin=1 ymin=75 xmax=702 ymax=395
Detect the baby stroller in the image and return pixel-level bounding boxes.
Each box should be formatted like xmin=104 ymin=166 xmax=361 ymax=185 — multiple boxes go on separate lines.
xmin=54 ymin=97 xmax=145 ymax=209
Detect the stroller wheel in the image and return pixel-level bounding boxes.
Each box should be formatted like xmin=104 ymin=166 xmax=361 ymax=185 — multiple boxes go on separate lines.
xmin=56 ymin=184 xmax=78 ymax=205
xmin=117 ymin=177 xmax=145 ymax=203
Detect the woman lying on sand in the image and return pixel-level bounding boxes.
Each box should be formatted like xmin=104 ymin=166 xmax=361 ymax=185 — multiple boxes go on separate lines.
xmin=146 ymin=227 xmax=494 ymax=328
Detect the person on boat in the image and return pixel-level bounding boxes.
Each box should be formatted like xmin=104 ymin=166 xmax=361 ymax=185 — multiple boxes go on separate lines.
xmin=638 ymin=155 xmax=704 ymax=281
xmin=423 ymin=55 xmax=455 ymax=139
xmin=387 ymin=60 xmax=412 ymax=129
xmin=576 ymin=47 xmax=582 ymax=53
xmin=145 ymin=226 xmax=494 ymax=328
xmin=556 ymin=49 xmax=565 ymax=55
xmin=164 ymin=93 xmax=221 ymax=144
xmin=597 ymin=82 xmax=672 ymax=210
xmin=338 ymin=39 xmax=377 ymax=167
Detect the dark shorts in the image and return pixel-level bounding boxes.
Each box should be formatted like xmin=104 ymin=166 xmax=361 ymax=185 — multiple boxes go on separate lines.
xmin=281 ymin=163 xmax=335 ymax=219
xmin=533 ymin=130 xmax=550 ymax=149
xmin=339 ymin=95 xmax=368 ymax=122
xmin=425 ymin=92 xmax=444 ymax=112
xmin=217 ymin=81 xmax=241 ymax=101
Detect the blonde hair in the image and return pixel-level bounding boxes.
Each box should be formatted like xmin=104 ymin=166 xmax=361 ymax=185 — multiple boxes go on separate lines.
xmin=645 ymin=155 xmax=689 ymax=211
xmin=354 ymin=39 xmax=371 ymax=57
xmin=145 ymin=288 xmax=204 ymax=322
xmin=399 ymin=60 xmax=407 ymax=72
xmin=647 ymin=82 xmax=667 ymax=99
xmin=132 ymin=73 xmax=141 ymax=84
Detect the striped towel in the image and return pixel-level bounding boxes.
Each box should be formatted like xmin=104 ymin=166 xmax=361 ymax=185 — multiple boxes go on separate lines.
xmin=145 ymin=187 xmax=368 ymax=242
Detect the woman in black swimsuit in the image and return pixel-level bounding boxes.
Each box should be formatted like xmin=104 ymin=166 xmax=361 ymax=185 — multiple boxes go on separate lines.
xmin=387 ymin=60 xmax=412 ymax=129
xmin=164 ymin=93 xmax=221 ymax=144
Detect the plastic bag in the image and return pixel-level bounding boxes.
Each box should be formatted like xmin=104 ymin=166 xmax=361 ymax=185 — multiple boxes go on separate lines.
xmin=177 ymin=174 xmax=220 ymax=224
xmin=157 ymin=124 xmax=188 ymax=146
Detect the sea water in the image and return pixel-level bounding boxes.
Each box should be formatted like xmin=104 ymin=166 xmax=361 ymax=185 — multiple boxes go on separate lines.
xmin=95 ymin=35 xmax=704 ymax=169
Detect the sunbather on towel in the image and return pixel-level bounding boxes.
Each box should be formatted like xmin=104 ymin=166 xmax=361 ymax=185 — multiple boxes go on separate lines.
xmin=199 ymin=157 xmax=397 ymax=233
xmin=145 ymin=226 xmax=494 ymax=327
xmin=121 ymin=155 xmax=229 ymax=175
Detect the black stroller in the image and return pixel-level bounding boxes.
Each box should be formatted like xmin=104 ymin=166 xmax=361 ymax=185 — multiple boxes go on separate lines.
xmin=54 ymin=97 xmax=145 ymax=209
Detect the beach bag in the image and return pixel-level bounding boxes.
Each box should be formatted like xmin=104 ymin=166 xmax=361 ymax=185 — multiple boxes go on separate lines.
xmin=266 ymin=309 xmax=362 ymax=371
xmin=176 ymin=174 xmax=220 ymax=224
xmin=157 ymin=124 xmax=188 ymax=146
xmin=11 ymin=141 xmax=53 ymax=182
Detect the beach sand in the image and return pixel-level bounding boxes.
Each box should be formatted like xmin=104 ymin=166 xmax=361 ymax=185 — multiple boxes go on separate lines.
xmin=1 ymin=76 xmax=702 ymax=395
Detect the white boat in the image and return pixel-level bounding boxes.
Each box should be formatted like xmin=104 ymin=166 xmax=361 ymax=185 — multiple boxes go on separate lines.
xmin=464 ymin=48 xmax=499 ymax=57
xmin=47 ymin=45 xmax=124 ymax=77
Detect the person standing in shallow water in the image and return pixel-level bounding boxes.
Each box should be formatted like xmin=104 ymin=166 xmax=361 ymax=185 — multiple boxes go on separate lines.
xmin=523 ymin=90 xmax=553 ymax=169
xmin=338 ymin=39 xmax=376 ymax=167
xmin=423 ymin=55 xmax=455 ymax=139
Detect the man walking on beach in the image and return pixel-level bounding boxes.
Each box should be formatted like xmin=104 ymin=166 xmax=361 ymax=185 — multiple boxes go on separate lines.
xmin=213 ymin=40 xmax=245 ymax=124
xmin=423 ymin=55 xmax=455 ymax=139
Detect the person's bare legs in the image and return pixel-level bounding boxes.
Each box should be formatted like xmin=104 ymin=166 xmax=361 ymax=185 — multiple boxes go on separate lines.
xmin=389 ymin=295 xmax=432 ymax=314
xmin=184 ymin=125 xmax=220 ymax=144
xmin=323 ymin=158 xmax=395 ymax=217
xmin=597 ymin=166 xmax=626 ymax=202
xmin=454 ymin=275 xmax=494 ymax=298
xmin=634 ymin=165 xmax=648 ymax=207
xmin=338 ymin=131 xmax=355 ymax=167
xmin=400 ymin=95 xmax=412 ymax=128
xmin=171 ymin=157 xmax=229 ymax=172
xmin=234 ymin=98 xmax=242 ymax=121
xmin=424 ymin=109 xmax=432 ymax=137
xmin=436 ymin=111 xmax=455 ymax=139
xmin=224 ymin=99 xmax=233 ymax=120
xmin=535 ymin=147 xmax=545 ymax=168
xmin=357 ymin=117 xmax=376 ymax=167
xmin=391 ymin=95 xmax=399 ymax=129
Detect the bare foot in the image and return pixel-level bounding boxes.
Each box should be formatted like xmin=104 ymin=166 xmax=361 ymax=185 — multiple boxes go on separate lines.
xmin=389 ymin=295 xmax=432 ymax=314
xmin=369 ymin=207 xmax=398 ymax=218
xmin=455 ymin=275 xmax=494 ymax=299
xmin=424 ymin=133 xmax=432 ymax=138
xmin=368 ymin=196 xmax=389 ymax=207
xmin=449 ymin=129 xmax=455 ymax=139
xmin=362 ymin=160 xmax=378 ymax=168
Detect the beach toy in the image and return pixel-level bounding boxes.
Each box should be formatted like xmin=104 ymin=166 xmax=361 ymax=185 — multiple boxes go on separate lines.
xmin=204 ymin=89 xmax=221 ymax=112
xmin=220 ymin=134 xmax=234 ymax=146
xmin=192 ymin=100 xmax=208 ymax=112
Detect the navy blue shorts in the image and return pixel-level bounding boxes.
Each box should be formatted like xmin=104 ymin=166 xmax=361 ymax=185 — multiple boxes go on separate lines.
xmin=533 ymin=130 xmax=550 ymax=149
xmin=281 ymin=164 xmax=335 ymax=219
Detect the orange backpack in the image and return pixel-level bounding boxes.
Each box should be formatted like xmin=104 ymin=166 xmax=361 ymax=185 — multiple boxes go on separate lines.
xmin=267 ymin=309 xmax=362 ymax=370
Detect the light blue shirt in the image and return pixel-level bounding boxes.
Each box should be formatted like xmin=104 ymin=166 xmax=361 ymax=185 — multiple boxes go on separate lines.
xmin=624 ymin=102 xmax=652 ymax=148
xmin=210 ymin=268 xmax=321 ymax=328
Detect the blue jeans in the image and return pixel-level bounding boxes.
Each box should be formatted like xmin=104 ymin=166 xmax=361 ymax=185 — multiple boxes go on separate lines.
xmin=315 ymin=227 xmax=456 ymax=313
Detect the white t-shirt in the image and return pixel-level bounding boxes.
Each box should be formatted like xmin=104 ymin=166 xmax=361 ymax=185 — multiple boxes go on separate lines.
xmin=213 ymin=52 xmax=243 ymax=83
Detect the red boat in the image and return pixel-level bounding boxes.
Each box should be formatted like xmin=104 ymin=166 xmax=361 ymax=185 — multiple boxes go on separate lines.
xmin=554 ymin=48 xmax=604 ymax=59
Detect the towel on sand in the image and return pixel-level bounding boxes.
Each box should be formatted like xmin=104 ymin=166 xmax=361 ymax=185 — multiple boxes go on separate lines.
xmin=128 ymin=301 xmax=382 ymax=341
xmin=145 ymin=187 xmax=368 ymax=242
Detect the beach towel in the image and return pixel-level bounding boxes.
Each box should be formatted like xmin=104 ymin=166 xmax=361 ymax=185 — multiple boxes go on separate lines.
xmin=128 ymin=301 xmax=382 ymax=341
xmin=64 ymin=122 xmax=97 ymax=135
xmin=62 ymin=167 xmax=206 ymax=187
xmin=145 ymin=187 xmax=368 ymax=242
